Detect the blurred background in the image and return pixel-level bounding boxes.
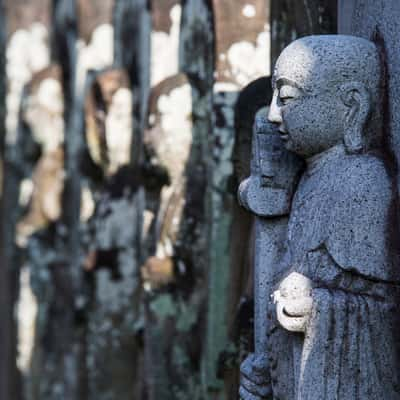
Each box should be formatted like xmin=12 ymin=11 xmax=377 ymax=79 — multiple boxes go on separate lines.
xmin=0 ymin=0 xmax=336 ymax=399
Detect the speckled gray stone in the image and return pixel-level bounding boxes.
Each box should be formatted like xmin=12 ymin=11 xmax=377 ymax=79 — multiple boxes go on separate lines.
xmin=239 ymin=35 xmax=400 ymax=399
xmin=239 ymin=113 xmax=303 ymax=400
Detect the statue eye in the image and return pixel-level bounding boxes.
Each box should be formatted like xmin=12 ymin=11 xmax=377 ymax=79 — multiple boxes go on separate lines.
xmin=279 ymin=96 xmax=294 ymax=105
xmin=279 ymin=86 xmax=299 ymax=105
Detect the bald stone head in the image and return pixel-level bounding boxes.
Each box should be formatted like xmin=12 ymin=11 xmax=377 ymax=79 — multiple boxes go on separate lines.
xmin=268 ymin=35 xmax=381 ymax=158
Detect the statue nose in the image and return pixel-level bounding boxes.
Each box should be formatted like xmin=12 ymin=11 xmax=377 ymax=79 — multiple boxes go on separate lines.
xmin=268 ymin=92 xmax=283 ymax=125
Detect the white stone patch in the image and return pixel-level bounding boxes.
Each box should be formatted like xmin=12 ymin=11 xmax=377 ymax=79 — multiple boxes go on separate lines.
xmin=156 ymin=236 xmax=174 ymax=259
xmin=227 ymin=30 xmax=271 ymax=87
xmin=151 ymin=4 xmax=181 ymax=86
xmin=149 ymin=113 xmax=156 ymax=125
xmin=156 ymin=83 xmax=193 ymax=183
xmin=24 ymin=77 xmax=65 ymax=152
xmin=6 ymin=23 xmax=50 ymax=144
xmin=242 ymin=4 xmax=256 ymax=18
xmin=36 ymin=78 xmax=64 ymax=115
xmin=76 ymin=24 xmax=114 ymax=92
xmin=17 ymin=267 xmax=38 ymax=373
xmin=214 ymin=82 xmax=240 ymax=93
xmin=105 ymin=88 xmax=133 ymax=175
xmin=142 ymin=209 xmax=155 ymax=240
xmin=80 ymin=185 xmax=95 ymax=222
xmin=19 ymin=178 xmax=34 ymax=207
xmin=153 ymin=83 xmax=193 ymax=257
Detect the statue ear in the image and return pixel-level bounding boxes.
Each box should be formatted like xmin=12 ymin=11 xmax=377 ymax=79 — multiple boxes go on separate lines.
xmin=340 ymin=82 xmax=371 ymax=154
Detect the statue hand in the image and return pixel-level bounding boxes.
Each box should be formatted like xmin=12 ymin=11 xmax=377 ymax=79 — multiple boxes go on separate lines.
xmin=239 ymin=353 xmax=272 ymax=400
xmin=274 ymin=272 xmax=313 ymax=333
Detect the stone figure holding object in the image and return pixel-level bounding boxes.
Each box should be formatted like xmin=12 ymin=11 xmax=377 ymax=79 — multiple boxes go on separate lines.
xmin=238 ymin=113 xmax=303 ymax=400
xmin=239 ymin=35 xmax=400 ymax=399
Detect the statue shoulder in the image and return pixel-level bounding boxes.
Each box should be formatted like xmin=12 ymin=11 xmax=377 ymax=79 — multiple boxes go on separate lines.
xmin=334 ymin=153 xmax=392 ymax=201
xmin=325 ymin=154 xmax=400 ymax=282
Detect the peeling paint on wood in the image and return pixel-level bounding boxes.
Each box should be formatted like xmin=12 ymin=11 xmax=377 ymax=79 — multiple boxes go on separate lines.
xmin=202 ymin=2 xmax=271 ymax=398
xmin=83 ymin=66 xmax=145 ymax=400
xmin=143 ymin=71 xmax=204 ymax=399
xmin=151 ymin=0 xmax=181 ymax=86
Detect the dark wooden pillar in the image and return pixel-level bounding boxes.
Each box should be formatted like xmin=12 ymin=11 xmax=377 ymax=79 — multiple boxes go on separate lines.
xmin=114 ymin=0 xmax=151 ymax=166
xmin=203 ymin=2 xmax=270 ymax=399
xmin=0 ymin=4 xmax=14 ymax=399
xmin=271 ymin=0 xmax=337 ymax=64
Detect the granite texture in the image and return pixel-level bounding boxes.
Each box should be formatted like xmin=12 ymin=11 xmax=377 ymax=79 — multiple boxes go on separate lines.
xmin=239 ymin=35 xmax=400 ymax=399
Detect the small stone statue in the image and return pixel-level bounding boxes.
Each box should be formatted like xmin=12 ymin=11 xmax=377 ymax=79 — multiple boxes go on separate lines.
xmin=238 ymin=114 xmax=303 ymax=400
xmin=240 ymin=35 xmax=400 ymax=399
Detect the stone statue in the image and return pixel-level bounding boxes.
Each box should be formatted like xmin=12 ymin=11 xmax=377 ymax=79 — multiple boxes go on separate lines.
xmin=238 ymin=114 xmax=303 ymax=400
xmin=239 ymin=35 xmax=400 ymax=399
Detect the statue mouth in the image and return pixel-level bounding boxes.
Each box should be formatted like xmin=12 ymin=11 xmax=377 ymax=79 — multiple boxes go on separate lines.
xmin=278 ymin=128 xmax=289 ymax=141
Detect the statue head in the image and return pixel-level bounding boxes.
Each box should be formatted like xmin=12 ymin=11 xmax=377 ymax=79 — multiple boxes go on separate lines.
xmin=268 ymin=35 xmax=381 ymax=158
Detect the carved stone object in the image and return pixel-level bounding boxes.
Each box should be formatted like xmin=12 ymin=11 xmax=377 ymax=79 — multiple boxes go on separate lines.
xmin=238 ymin=116 xmax=302 ymax=217
xmin=240 ymin=35 xmax=400 ymax=399
xmin=239 ymin=116 xmax=303 ymax=400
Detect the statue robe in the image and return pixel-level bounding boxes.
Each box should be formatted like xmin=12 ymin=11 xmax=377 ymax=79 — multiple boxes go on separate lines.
xmin=268 ymin=146 xmax=400 ymax=400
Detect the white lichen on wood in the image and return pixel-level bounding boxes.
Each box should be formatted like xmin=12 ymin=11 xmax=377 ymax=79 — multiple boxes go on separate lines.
xmin=6 ymin=23 xmax=50 ymax=144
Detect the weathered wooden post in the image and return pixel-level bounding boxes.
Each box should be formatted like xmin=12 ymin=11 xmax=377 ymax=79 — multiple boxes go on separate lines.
xmin=83 ymin=67 xmax=145 ymax=400
xmin=0 ymin=1 xmax=15 ymax=398
xmin=50 ymin=1 xmax=88 ymax=398
xmin=114 ymin=0 xmax=151 ymax=166
xmin=2 ymin=0 xmax=54 ymax=398
xmin=203 ymin=2 xmax=271 ymax=398
xmin=78 ymin=1 xmax=149 ymax=398
xmin=140 ymin=1 xmax=211 ymax=398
